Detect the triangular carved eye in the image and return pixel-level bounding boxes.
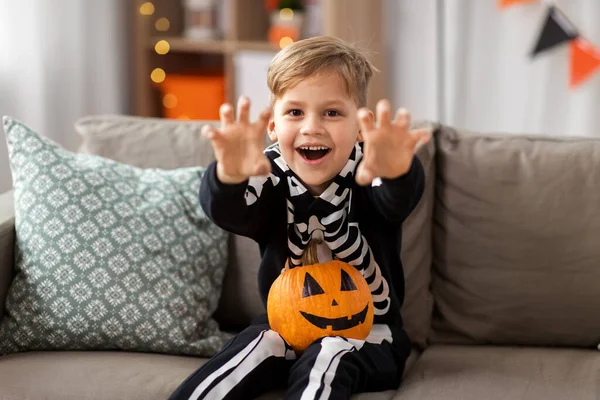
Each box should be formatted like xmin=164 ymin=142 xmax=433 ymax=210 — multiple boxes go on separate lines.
xmin=302 ymin=272 xmax=325 ymax=297
xmin=340 ymin=269 xmax=357 ymax=291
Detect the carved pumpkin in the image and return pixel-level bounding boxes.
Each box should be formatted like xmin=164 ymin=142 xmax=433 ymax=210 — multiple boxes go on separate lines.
xmin=267 ymin=240 xmax=374 ymax=352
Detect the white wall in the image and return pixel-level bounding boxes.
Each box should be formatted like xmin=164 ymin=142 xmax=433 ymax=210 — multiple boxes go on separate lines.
xmin=384 ymin=0 xmax=600 ymax=136
xmin=235 ymin=0 xmax=443 ymax=125
xmin=384 ymin=0 xmax=440 ymax=122
xmin=234 ymin=51 xmax=278 ymax=122
xmin=442 ymin=0 xmax=600 ymax=136
xmin=0 ymin=0 xmax=128 ymax=194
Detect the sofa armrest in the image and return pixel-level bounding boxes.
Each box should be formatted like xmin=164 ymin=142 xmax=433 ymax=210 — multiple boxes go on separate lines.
xmin=0 ymin=190 xmax=15 ymax=324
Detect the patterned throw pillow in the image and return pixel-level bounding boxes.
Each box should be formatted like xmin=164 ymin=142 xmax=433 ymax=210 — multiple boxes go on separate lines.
xmin=0 ymin=116 xmax=232 ymax=356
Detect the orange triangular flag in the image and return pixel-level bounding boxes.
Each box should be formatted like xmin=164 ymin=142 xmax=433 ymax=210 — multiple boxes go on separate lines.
xmin=570 ymin=38 xmax=600 ymax=88
xmin=498 ymin=0 xmax=539 ymax=9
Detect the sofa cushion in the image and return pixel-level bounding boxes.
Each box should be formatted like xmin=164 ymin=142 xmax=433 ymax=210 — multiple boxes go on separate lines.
xmin=74 ymin=114 xmax=437 ymax=346
xmin=0 ymin=351 xmax=207 ymax=400
xmin=395 ymin=344 xmax=600 ymax=400
xmin=399 ymin=121 xmax=436 ymax=348
xmin=0 ymin=348 xmax=421 ymax=400
xmin=1 ymin=117 xmax=231 ymax=356
xmin=431 ymin=125 xmax=600 ymax=347
xmin=75 ymin=114 xmax=218 ymax=169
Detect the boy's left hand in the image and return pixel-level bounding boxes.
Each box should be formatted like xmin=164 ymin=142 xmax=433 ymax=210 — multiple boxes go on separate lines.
xmin=356 ymin=100 xmax=431 ymax=186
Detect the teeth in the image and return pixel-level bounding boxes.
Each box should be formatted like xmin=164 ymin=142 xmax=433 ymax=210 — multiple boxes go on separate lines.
xmin=299 ymin=146 xmax=329 ymax=151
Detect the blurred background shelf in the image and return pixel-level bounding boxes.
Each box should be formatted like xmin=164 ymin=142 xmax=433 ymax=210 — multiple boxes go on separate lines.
xmin=130 ymin=0 xmax=385 ymax=121
xmin=148 ymin=37 xmax=280 ymax=54
xmin=235 ymin=40 xmax=281 ymax=52
xmin=151 ymin=37 xmax=231 ymax=54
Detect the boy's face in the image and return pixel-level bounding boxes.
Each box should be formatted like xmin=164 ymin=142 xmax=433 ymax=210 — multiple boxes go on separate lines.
xmin=268 ymin=72 xmax=365 ymax=195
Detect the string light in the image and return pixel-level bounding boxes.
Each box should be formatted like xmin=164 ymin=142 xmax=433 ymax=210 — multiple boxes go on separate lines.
xmin=151 ymin=68 xmax=166 ymax=83
xmin=163 ymin=94 xmax=178 ymax=109
xmin=279 ymin=36 xmax=294 ymax=49
xmin=155 ymin=40 xmax=170 ymax=55
xmin=139 ymin=2 xmax=155 ymax=15
xmin=279 ymin=8 xmax=294 ymax=20
xmin=155 ymin=17 xmax=170 ymax=31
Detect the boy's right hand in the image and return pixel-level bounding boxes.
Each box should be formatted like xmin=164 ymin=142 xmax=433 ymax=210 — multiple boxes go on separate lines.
xmin=202 ymin=96 xmax=272 ymax=184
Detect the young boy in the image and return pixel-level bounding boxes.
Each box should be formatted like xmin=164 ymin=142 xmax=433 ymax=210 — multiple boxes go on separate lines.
xmin=169 ymin=36 xmax=430 ymax=400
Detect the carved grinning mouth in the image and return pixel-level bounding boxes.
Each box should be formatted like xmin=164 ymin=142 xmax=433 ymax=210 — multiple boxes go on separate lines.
xmin=299 ymin=304 xmax=369 ymax=330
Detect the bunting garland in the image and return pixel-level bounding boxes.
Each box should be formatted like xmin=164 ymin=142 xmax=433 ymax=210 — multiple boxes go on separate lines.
xmin=499 ymin=1 xmax=600 ymax=89
xmin=530 ymin=6 xmax=578 ymax=56
xmin=497 ymin=0 xmax=539 ymax=9
xmin=569 ymin=38 xmax=600 ymax=88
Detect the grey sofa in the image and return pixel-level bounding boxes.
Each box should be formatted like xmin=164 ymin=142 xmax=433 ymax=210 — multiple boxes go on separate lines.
xmin=1 ymin=114 xmax=600 ymax=400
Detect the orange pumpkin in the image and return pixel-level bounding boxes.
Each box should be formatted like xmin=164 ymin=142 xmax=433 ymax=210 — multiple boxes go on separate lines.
xmin=267 ymin=240 xmax=374 ymax=352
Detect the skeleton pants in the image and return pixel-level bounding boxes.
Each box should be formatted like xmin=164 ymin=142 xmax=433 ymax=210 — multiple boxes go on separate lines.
xmin=168 ymin=320 xmax=411 ymax=400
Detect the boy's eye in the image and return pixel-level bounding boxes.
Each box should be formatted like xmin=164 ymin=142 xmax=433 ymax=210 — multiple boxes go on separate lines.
xmin=288 ymin=109 xmax=302 ymax=117
xmin=326 ymin=110 xmax=341 ymax=117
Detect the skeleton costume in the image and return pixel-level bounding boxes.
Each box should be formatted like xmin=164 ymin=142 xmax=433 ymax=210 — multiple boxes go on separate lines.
xmin=169 ymin=142 xmax=425 ymax=400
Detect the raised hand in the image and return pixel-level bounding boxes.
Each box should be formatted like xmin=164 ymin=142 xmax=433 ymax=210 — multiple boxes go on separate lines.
xmin=355 ymin=100 xmax=431 ymax=186
xmin=202 ymin=96 xmax=272 ymax=184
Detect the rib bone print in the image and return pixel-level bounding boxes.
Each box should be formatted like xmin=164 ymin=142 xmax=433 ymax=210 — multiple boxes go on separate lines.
xmin=248 ymin=143 xmax=391 ymax=316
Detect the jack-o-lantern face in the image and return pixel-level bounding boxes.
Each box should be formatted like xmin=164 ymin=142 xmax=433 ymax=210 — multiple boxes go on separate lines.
xmin=299 ymin=268 xmax=370 ymax=330
xmin=267 ymin=259 xmax=374 ymax=353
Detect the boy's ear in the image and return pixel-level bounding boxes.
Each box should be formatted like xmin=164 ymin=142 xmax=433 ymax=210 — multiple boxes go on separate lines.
xmin=357 ymin=109 xmax=374 ymax=142
xmin=268 ymin=118 xmax=277 ymax=142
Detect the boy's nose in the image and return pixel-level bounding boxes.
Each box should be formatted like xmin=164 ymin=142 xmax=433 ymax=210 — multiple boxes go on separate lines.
xmin=300 ymin=116 xmax=324 ymax=135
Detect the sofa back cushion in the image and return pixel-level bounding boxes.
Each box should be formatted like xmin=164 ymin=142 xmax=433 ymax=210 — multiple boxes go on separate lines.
xmin=76 ymin=115 xmax=218 ymax=169
xmin=399 ymin=121 xmax=436 ymax=348
xmin=431 ymin=125 xmax=600 ymax=347
xmin=75 ymin=115 xmax=436 ymax=344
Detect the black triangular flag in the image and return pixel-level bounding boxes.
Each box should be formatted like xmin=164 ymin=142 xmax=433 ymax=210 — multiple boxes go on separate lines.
xmin=531 ymin=6 xmax=579 ymax=57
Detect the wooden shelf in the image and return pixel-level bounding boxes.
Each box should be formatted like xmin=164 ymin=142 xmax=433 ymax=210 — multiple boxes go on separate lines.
xmin=131 ymin=0 xmax=385 ymax=117
xmin=235 ymin=40 xmax=279 ymax=52
xmin=148 ymin=37 xmax=279 ymax=54
xmin=153 ymin=37 xmax=230 ymax=54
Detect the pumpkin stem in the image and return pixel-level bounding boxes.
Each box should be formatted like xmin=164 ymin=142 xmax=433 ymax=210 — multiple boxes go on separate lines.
xmin=301 ymin=238 xmax=322 ymax=266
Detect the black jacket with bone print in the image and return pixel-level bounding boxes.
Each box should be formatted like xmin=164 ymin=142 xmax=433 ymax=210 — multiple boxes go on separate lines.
xmin=200 ymin=143 xmax=425 ymax=333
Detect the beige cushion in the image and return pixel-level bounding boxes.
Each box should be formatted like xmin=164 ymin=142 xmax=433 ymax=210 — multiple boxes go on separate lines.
xmin=0 ymin=351 xmax=207 ymax=400
xmin=75 ymin=114 xmax=218 ymax=169
xmin=0 ymin=348 xmax=420 ymax=400
xmin=74 ymin=115 xmax=436 ymax=342
xmin=395 ymin=345 xmax=600 ymax=400
xmin=399 ymin=121 xmax=436 ymax=349
xmin=431 ymin=125 xmax=600 ymax=347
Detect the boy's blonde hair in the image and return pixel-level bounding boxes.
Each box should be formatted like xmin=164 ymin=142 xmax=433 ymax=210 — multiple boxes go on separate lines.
xmin=267 ymin=36 xmax=377 ymax=107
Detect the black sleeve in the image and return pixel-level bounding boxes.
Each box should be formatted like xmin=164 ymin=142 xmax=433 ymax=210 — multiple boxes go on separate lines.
xmin=199 ymin=161 xmax=279 ymax=242
xmin=364 ymin=155 xmax=425 ymax=222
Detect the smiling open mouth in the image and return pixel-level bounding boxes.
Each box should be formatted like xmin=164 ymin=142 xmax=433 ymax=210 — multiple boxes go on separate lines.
xmin=296 ymin=146 xmax=331 ymax=161
xmin=299 ymin=304 xmax=369 ymax=330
